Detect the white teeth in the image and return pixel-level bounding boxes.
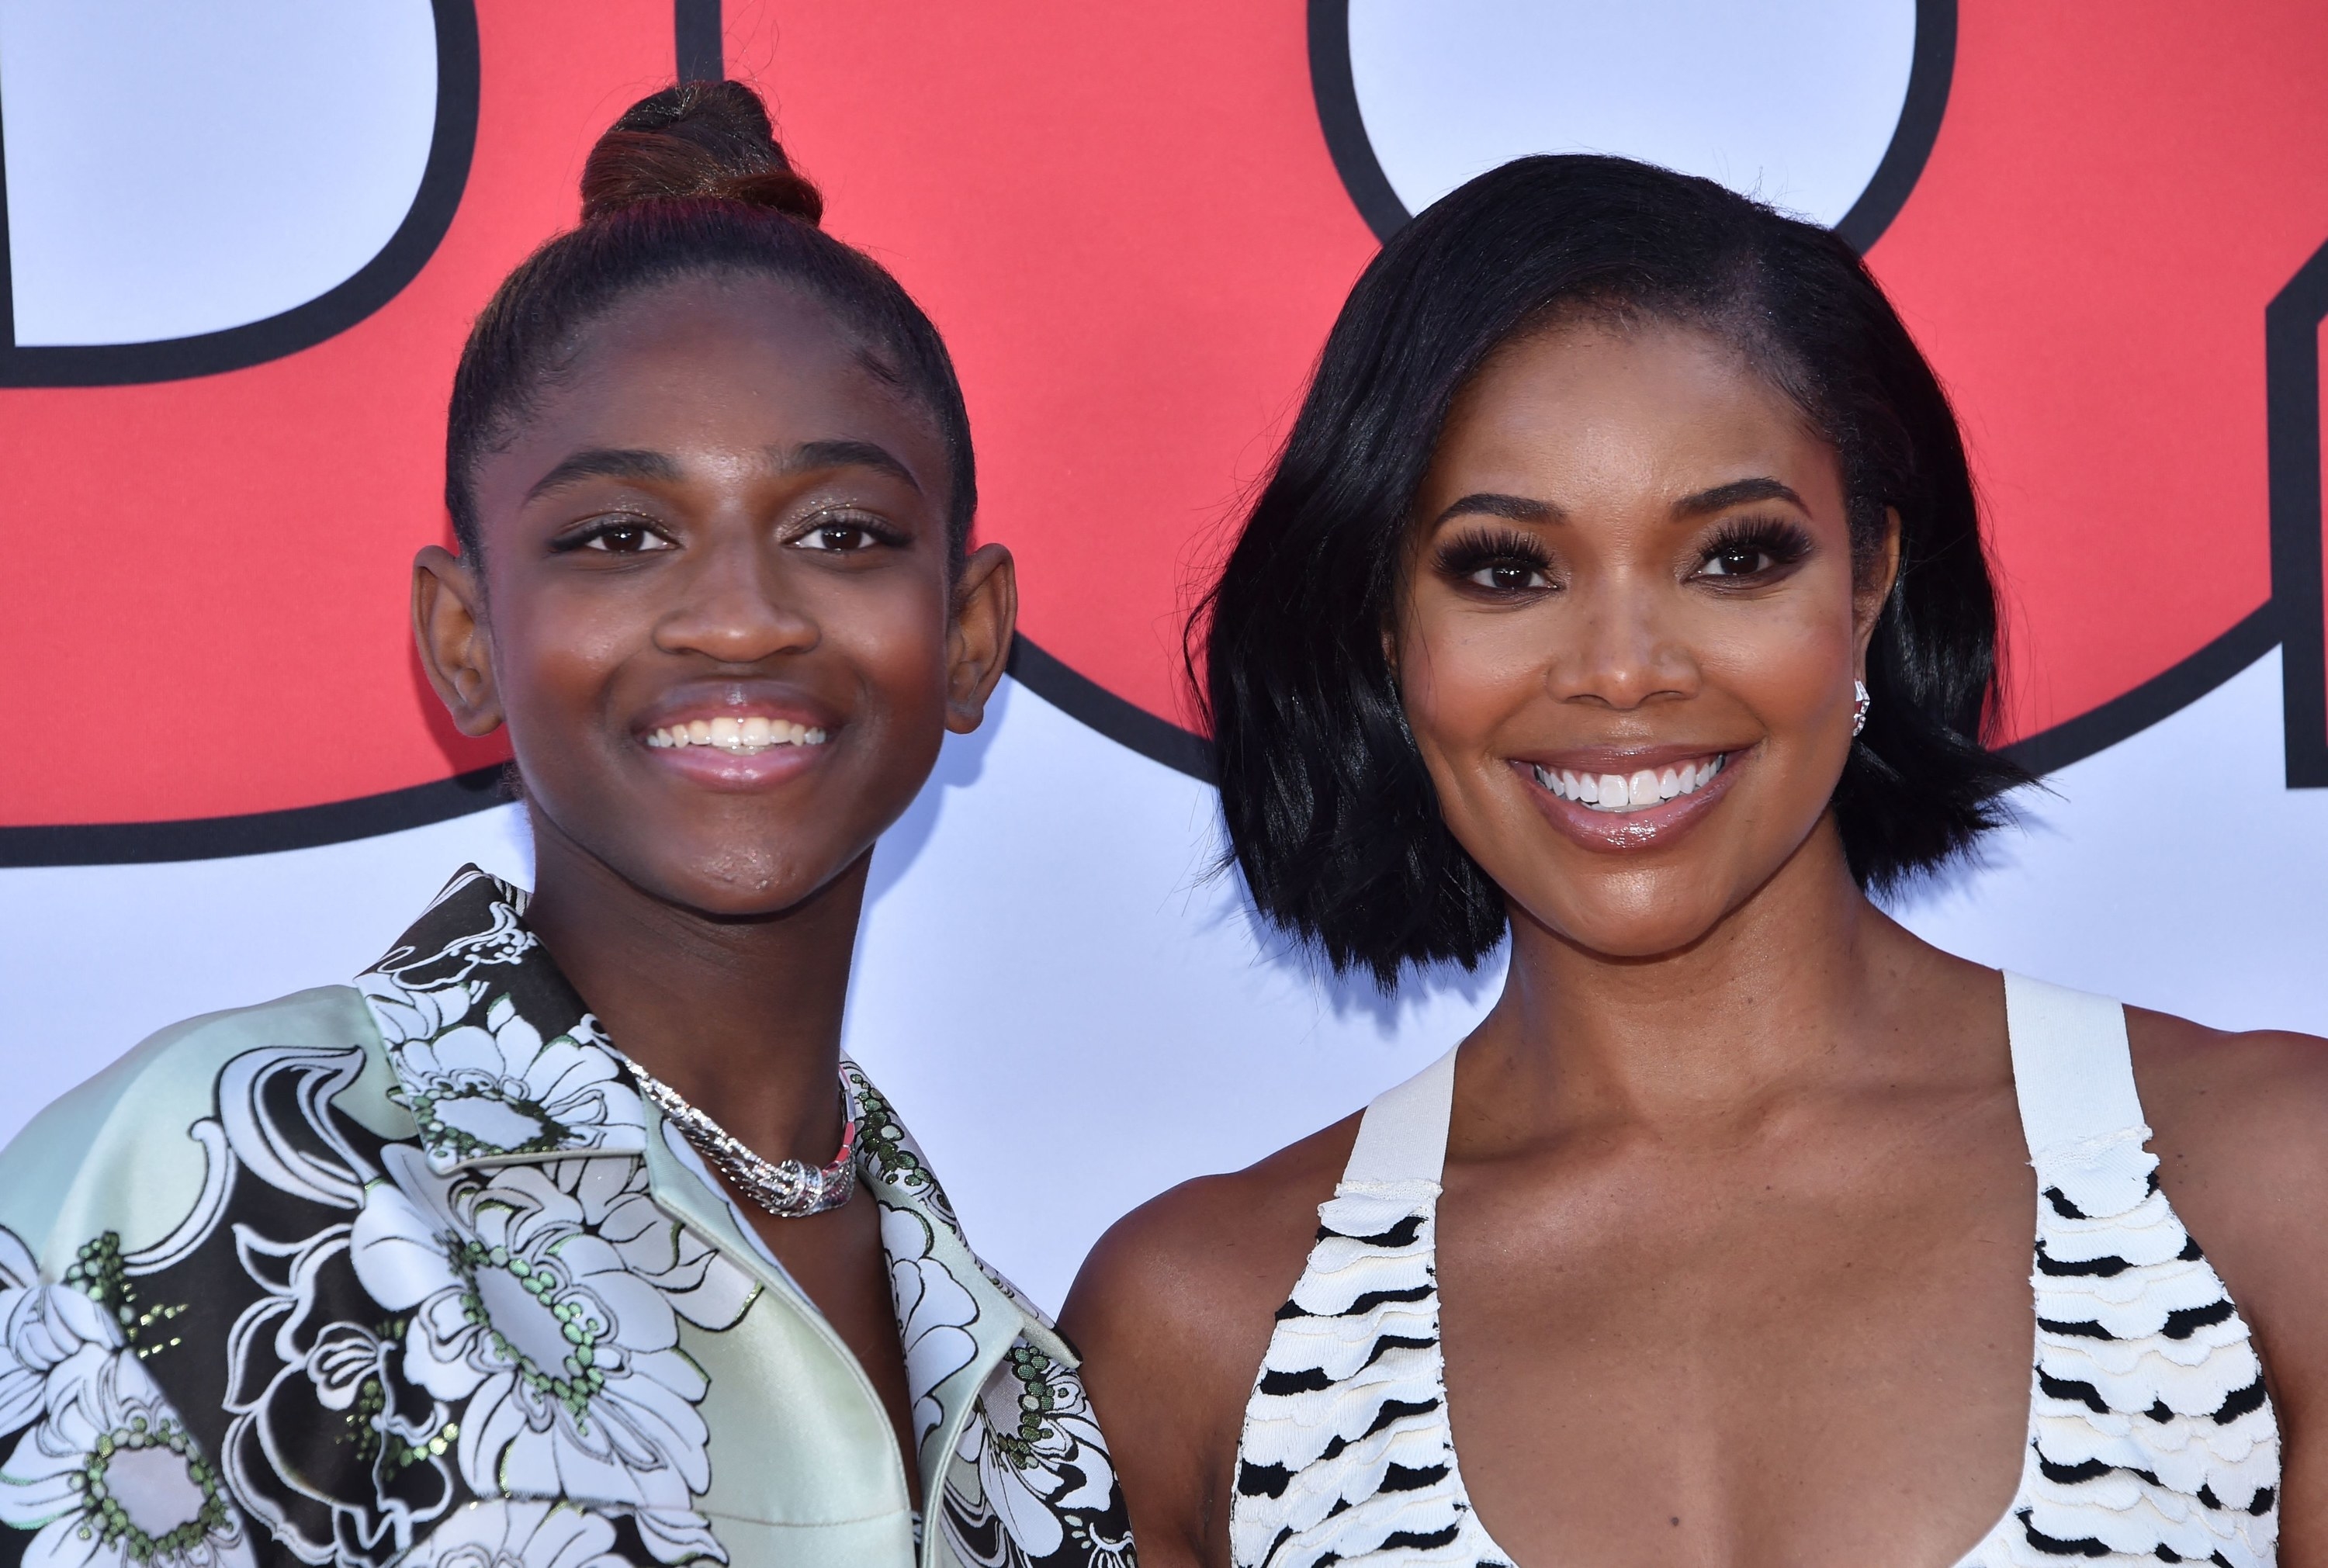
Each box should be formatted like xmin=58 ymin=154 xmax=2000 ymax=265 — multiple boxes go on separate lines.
xmin=1533 ymin=754 xmax=1727 ymax=814
xmin=646 ymin=718 xmax=830 ymax=753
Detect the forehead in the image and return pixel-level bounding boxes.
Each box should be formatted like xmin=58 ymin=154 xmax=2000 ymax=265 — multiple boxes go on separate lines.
xmin=477 ymin=272 xmax=944 ymax=499
xmin=1433 ymin=317 xmax=1835 ymax=502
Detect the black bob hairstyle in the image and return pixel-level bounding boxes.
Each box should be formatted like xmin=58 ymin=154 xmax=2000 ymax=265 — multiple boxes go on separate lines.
xmin=1202 ymin=154 xmax=2028 ymax=988
xmin=445 ymin=81 xmax=975 ymax=562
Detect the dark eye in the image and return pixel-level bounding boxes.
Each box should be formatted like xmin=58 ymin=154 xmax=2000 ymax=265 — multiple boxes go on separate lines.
xmin=1693 ymin=521 xmax=1811 ymax=582
xmin=798 ymin=521 xmax=877 ymax=552
xmin=795 ymin=512 xmax=899 ymax=553
xmin=1699 ymin=542 xmax=1775 ymax=578
xmin=575 ymin=519 xmax=670 ymax=554
xmin=1470 ymin=562 xmax=1550 ymax=591
xmin=1434 ymin=526 xmax=1557 ymax=595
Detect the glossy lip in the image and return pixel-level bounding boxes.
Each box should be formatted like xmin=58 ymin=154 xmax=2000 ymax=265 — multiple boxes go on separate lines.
xmin=1509 ymin=743 xmax=1748 ymax=853
xmin=632 ymin=687 xmax=840 ymax=794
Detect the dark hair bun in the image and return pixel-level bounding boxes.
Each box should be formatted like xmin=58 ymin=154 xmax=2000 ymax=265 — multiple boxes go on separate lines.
xmin=580 ymin=81 xmax=823 ymax=226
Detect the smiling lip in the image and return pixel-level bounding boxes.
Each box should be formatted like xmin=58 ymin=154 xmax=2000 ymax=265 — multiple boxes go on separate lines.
xmin=634 ymin=697 xmax=837 ymax=791
xmin=1510 ymin=745 xmax=1745 ymax=852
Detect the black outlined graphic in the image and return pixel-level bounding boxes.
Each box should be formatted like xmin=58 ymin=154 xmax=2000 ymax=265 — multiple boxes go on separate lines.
xmin=0 ymin=0 xmax=480 ymax=388
xmin=1306 ymin=0 xmax=1956 ymax=251
xmin=2266 ymin=234 xmax=2328 ymax=787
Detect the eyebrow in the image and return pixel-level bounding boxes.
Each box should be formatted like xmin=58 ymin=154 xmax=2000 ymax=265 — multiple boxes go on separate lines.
xmin=1672 ymin=476 xmax=1806 ymax=517
xmin=524 ymin=448 xmax=681 ymax=503
xmin=771 ymin=439 xmax=922 ymax=493
xmin=1431 ymin=492 xmax=1560 ymax=527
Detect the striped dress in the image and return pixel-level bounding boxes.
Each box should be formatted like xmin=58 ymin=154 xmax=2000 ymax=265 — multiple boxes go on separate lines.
xmin=1231 ymin=974 xmax=2280 ymax=1567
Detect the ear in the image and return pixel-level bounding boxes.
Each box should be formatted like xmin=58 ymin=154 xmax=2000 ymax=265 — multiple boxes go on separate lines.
xmin=413 ymin=545 xmax=504 ymax=736
xmin=1853 ymin=507 xmax=1904 ymax=674
xmin=944 ymin=542 xmax=1018 ymax=734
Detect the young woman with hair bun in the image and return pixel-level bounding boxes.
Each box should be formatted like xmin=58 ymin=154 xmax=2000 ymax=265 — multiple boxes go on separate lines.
xmin=0 ymin=82 xmax=1131 ymax=1568
xmin=1064 ymin=155 xmax=2328 ymax=1566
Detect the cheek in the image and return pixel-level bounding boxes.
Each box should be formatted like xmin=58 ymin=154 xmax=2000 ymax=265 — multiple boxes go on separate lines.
xmin=1395 ymin=601 xmax=1549 ymax=756
xmin=819 ymin=574 xmax=955 ymax=719
xmin=491 ymin=582 xmax=638 ymax=722
xmin=1691 ymin=584 xmax=1859 ymax=735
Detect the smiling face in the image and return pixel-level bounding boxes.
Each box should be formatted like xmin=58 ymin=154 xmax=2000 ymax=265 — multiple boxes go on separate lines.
xmin=415 ymin=270 xmax=1012 ymax=918
xmin=1395 ymin=316 xmax=1894 ymax=960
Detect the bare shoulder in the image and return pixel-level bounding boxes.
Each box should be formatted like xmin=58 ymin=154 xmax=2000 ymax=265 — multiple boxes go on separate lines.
xmin=2129 ymin=1006 xmax=2328 ymax=1203
xmin=1063 ymin=1109 xmax=1358 ymax=1364
xmin=2129 ymin=1009 xmax=2328 ymax=1546
xmin=1058 ymin=1113 xmax=1359 ymax=1568
xmin=2130 ymin=1007 xmax=2328 ymax=1348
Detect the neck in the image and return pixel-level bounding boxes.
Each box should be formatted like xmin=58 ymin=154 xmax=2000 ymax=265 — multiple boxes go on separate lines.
xmin=521 ymin=816 xmax=864 ymax=1168
xmin=1467 ymin=822 xmax=1972 ymax=1144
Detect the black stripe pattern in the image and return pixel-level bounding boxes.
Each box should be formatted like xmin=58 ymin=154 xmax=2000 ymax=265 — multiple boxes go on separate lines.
xmin=1230 ymin=1179 xmax=1511 ymax=1567
xmin=1973 ymin=1138 xmax=2280 ymax=1565
xmin=1229 ymin=1141 xmax=2280 ymax=1566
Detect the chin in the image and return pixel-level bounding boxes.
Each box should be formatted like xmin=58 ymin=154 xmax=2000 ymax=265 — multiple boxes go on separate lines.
xmin=1569 ymin=924 xmax=1721 ymax=962
xmin=629 ymin=843 xmax=841 ymax=920
xmin=1527 ymin=888 xmax=1732 ymax=963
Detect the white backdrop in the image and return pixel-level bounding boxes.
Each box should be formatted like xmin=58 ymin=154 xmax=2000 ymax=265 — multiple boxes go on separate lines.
xmin=3 ymin=1 xmax=2323 ymax=1314
xmin=6 ymin=659 xmax=2323 ymax=1310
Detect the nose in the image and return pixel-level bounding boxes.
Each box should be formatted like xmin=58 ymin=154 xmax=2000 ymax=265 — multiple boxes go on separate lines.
xmin=651 ymin=530 xmax=818 ymax=666
xmin=1547 ymin=572 xmax=1696 ymax=711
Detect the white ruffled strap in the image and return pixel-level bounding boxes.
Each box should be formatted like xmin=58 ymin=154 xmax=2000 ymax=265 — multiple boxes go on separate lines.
xmin=2005 ymin=971 xmax=2154 ymax=1218
xmin=1339 ymin=1045 xmax=1460 ymax=1193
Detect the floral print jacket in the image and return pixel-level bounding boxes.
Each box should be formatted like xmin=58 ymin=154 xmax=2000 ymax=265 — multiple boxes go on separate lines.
xmin=0 ymin=868 xmax=1135 ymax=1568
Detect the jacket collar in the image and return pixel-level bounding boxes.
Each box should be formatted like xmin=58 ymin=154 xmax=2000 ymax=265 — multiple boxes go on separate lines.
xmin=353 ymin=866 xmax=1064 ymax=1348
xmin=357 ymin=866 xmax=1080 ymax=1522
xmin=357 ymin=866 xmax=650 ymax=1172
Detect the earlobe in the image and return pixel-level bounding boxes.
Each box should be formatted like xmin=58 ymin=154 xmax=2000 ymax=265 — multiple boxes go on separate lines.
xmin=412 ymin=545 xmax=504 ymax=736
xmin=945 ymin=543 xmax=1019 ymax=734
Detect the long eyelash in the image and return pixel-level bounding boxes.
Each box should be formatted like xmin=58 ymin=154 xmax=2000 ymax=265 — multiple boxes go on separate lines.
xmin=549 ymin=514 xmax=664 ymax=552
xmin=1434 ymin=525 xmax=1553 ymax=579
xmin=802 ymin=508 xmax=909 ymax=545
xmin=1700 ymin=515 xmax=1813 ymax=567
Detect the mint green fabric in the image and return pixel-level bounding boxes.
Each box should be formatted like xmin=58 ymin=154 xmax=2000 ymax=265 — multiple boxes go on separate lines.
xmin=0 ymin=868 xmax=1133 ymax=1568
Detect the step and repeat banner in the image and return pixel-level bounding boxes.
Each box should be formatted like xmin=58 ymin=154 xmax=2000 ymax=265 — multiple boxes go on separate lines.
xmin=2 ymin=1 xmax=2326 ymax=1309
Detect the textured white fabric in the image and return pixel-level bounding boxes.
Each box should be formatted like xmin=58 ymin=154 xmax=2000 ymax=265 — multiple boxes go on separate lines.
xmin=1230 ymin=975 xmax=2281 ymax=1567
xmin=1341 ymin=1045 xmax=1459 ymax=1190
xmin=2005 ymin=971 xmax=2149 ymax=1167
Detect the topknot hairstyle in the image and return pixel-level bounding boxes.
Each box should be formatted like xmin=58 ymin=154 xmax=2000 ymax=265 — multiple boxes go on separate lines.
xmin=446 ymin=81 xmax=974 ymax=559
xmin=1203 ymin=154 xmax=2029 ymax=988
xmin=580 ymin=81 xmax=823 ymax=224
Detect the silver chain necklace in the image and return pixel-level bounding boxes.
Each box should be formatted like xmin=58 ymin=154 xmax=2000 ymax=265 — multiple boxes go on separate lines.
xmin=625 ymin=1057 xmax=859 ymax=1218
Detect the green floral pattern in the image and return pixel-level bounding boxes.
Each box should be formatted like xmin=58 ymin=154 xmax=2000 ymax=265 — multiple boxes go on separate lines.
xmin=0 ymin=867 xmax=1134 ymax=1568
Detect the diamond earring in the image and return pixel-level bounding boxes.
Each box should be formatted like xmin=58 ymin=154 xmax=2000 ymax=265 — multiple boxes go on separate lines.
xmin=1852 ymin=679 xmax=1871 ymax=738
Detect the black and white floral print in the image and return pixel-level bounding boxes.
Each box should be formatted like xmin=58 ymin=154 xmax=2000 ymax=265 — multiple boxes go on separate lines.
xmin=395 ymin=1501 xmax=628 ymax=1568
xmin=837 ymin=1061 xmax=1135 ymax=1567
xmin=0 ymin=867 xmax=1135 ymax=1568
xmin=941 ymin=1348 xmax=1132 ymax=1568
xmin=879 ymin=1206 xmax=982 ymax=1454
xmin=348 ymin=1147 xmax=757 ymax=1563
xmin=360 ymin=871 xmax=646 ymax=1175
xmin=0 ymin=1232 xmax=253 ymax=1568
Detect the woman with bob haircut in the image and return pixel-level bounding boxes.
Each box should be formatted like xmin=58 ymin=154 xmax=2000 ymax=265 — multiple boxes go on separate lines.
xmin=0 ymin=82 xmax=1130 ymax=1568
xmin=1062 ymin=154 xmax=2328 ymax=1566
